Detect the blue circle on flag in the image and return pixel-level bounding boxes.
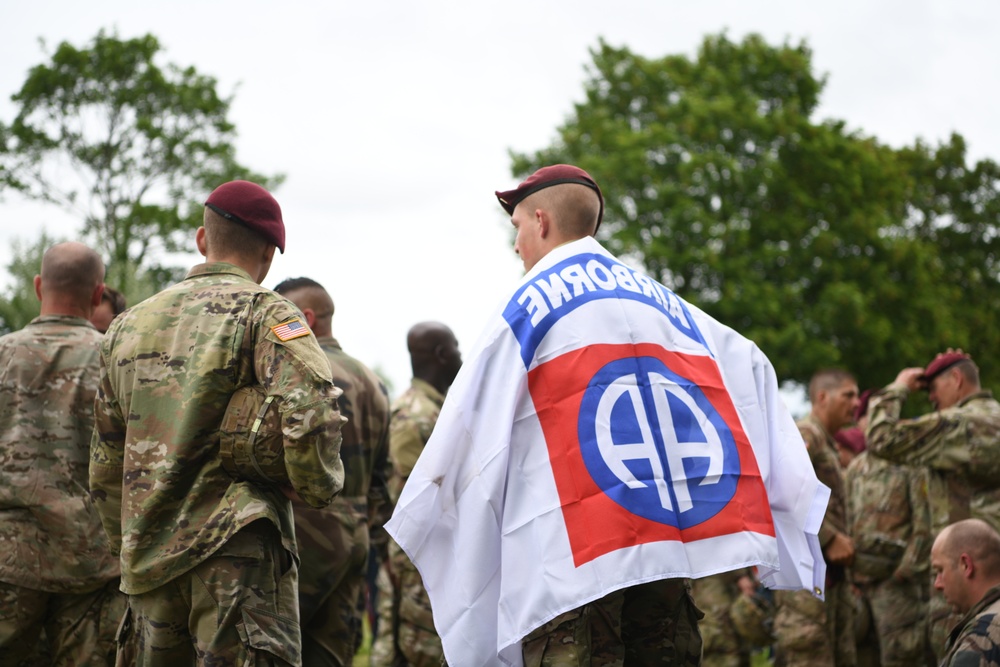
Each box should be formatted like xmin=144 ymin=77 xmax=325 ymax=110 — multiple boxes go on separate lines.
xmin=577 ymin=356 xmax=740 ymax=529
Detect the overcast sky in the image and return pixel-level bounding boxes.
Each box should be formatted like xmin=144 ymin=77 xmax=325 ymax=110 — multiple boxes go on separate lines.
xmin=2 ymin=1 xmax=998 ymax=401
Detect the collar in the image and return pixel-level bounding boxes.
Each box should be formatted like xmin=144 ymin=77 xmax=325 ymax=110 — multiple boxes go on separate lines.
xmin=185 ymin=262 xmax=254 ymax=282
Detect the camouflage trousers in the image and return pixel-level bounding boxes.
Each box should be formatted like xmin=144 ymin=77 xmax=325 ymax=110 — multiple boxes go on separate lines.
xmin=370 ymin=539 xmax=442 ymax=667
xmin=520 ymin=578 xmax=704 ymax=667
xmin=296 ymin=500 xmax=370 ymax=667
xmin=115 ymin=520 xmax=300 ymax=666
xmin=773 ymin=580 xmax=856 ymax=667
xmin=691 ymin=573 xmax=750 ymax=667
xmin=858 ymin=577 xmax=934 ymax=667
xmin=0 ymin=577 xmax=124 ymax=667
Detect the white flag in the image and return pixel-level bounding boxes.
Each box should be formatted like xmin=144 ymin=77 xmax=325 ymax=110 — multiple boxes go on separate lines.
xmin=386 ymin=236 xmax=829 ymax=666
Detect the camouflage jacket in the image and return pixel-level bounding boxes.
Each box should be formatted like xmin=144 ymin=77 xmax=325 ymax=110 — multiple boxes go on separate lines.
xmin=844 ymin=451 xmax=932 ymax=584
xmin=388 ymin=378 xmax=444 ymax=502
xmin=866 ymin=385 xmax=1000 ymax=534
xmin=797 ymin=414 xmax=849 ymax=547
xmin=0 ymin=315 xmax=119 ymax=594
xmin=941 ymin=584 xmax=1000 ymax=667
xmin=294 ymin=336 xmax=391 ymax=618
xmin=90 ymin=262 xmax=345 ymax=594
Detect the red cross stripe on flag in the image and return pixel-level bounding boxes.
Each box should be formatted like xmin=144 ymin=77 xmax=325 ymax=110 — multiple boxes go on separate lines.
xmin=271 ymin=318 xmax=310 ymax=341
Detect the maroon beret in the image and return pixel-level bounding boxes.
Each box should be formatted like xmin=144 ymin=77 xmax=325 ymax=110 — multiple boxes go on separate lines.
xmin=495 ymin=164 xmax=605 ymax=232
xmin=834 ymin=427 xmax=866 ymax=455
xmin=855 ymin=388 xmax=874 ymax=422
xmin=920 ymin=351 xmax=971 ymax=384
xmin=205 ymin=181 xmax=286 ymax=253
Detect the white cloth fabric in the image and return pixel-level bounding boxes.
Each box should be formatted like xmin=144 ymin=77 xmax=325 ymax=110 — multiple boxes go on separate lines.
xmin=386 ymin=236 xmax=829 ymax=666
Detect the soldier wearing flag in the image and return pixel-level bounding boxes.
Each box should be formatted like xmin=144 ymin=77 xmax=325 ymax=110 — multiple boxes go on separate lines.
xmin=90 ymin=180 xmax=346 ymax=665
xmin=386 ymin=165 xmax=829 ymax=666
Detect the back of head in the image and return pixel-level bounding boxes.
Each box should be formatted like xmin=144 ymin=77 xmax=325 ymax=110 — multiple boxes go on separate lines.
xmin=496 ymin=164 xmax=604 ymax=235
xmin=521 ymin=182 xmax=602 ymax=240
xmin=273 ymin=277 xmax=334 ymax=335
xmin=203 ymin=180 xmax=285 ymax=259
xmin=407 ymin=321 xmax=462 ymax=391
xmin=101 ymin=286 xmax=127 ymax=315
xmin=203 ymin=207 xmax=272 ymax=262
xmin=39 ymin=242 xmax=105 ymax=310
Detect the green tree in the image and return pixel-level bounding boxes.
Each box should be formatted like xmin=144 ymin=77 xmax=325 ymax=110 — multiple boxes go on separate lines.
xmin=511 ymin=34 xmax=1000 ymax=391
xmin=0 ymin=30 xmax=281 ymax=298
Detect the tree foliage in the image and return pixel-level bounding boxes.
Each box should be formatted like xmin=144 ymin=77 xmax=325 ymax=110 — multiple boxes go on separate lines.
xmin=511 ymin=34 xmax=1000 ymax=391
xmin=0 ymin=30 xmax=281 ymax=297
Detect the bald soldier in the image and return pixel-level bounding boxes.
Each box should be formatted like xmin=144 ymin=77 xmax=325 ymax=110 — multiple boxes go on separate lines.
xmin=371 ymin=321 xmax=462 ymax=667
xmin=931 ymin=519 xmax=1000 ymax=666
xmin=0 ymin=243 xmax=123 ymax=665
xmin=90 ymin=181 xmax=346 ymax=665
xmin=273 ymin=277 xmax=392 ymax=667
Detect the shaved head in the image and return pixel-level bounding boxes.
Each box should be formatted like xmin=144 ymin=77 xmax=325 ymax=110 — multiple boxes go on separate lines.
xmin=936 ymin=519 xmax=1000 ymax=578
xmin=521 ymin=182 xmax=602 ymax=240
xmin=39 ymin=242 xmax=104 ymax=304
xmin=407 ymin=321 xmax=462 ymax=394
xmin=273 ymin=277 xmax=335 ymax=337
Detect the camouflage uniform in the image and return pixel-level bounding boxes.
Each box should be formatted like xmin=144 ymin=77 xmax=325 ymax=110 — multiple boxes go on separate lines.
xmin=296 ymin=335 xmax=391 ymax=667
xmin=0 ymin=315 xmax=124 ymax=666
xmin=520 ymin=578 xmax=703 ymax=667
xmin=773 ymin=415 xmax=856 ymax=667
xmin=939 ymin=584 xmax=1000 ymax=667
xmin=690 ymin=570 xmax=752 ymax=667
xmin=845 ymin=450 xmax=934 ymax=666
xmin=866 ymin=385 xmax=1000 ymax=658
xmin=90 ymin=262 xmax=345 ymax=665
xmin=371 ymin=378 xmax=444 ymax=667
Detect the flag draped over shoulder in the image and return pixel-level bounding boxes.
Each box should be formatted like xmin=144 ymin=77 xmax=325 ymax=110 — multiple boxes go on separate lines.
xmin=385 ymin=236 xmax=829 ymax=667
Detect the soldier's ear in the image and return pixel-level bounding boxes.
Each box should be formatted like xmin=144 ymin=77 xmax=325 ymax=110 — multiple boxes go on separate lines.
xmin=195 ymin=227 xmax=209 ymax=257
xmin=33 ymin=275 xmax=42 ymax=302
xmin=92 ymin=283 xmax=106 ymax=309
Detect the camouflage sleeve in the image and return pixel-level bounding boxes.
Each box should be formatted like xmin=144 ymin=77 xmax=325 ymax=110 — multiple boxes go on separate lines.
xmin=89 ymin=347 xmax=126 ymax=556
xmin=896 ymin=466 xmax=932 ymax=580
xmin=389 ymin=416 xmax=427 ymax=480
xmin=867 ymin=384 xmax=964 ymax=468
xmin=798 ymin=424 xmax=839 ymax=548
xmin=947 ymin=615 xmax=1000 ymax=667
xmin=254 ymin=297 xmax=345 ymax=509
xmin=368 ymin=384 xmax=393 ymax=551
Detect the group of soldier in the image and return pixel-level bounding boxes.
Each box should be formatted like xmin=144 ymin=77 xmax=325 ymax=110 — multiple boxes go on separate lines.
xmin=0 ymin=180 xmax=464 ymax=666
xmin=694 ymin=357 xmax=1000 ymax=667
xmin=2 ymin=170 xmax=1000 ymax=667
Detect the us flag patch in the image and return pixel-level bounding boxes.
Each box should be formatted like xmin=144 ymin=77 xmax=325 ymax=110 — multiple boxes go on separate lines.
xmin=271 ymin=318 xmax=311 ymax=341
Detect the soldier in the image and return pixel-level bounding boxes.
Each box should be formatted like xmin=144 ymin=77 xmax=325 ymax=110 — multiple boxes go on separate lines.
xmin=932 ymin=519 xmax=1000 ymax=666
xmin=844 ymin=393 xmax=934 ymax=667
xmin=370 ymin=321 xmax=461 ymax=667
xmin=89 ymin=285 xmax=126 ymax=333
xmin=90 ymin=180 xmax=346 ymax=664
xmin=691 ymin=569 xmax=756 ymax=667
xmin=274 ymin=277 xmax=392 ymax=667
xmin=774 ymin=368 xmax=859 ymax=667
xmin=0 ymin=242 xmax=123 ymax=665
xmin=865 ymin=349 xmax=1000 ymax=657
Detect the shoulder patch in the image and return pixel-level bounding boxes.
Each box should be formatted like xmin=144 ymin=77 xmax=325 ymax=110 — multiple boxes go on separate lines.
xmin=271 ymin=318 xmax=311 ymax=342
